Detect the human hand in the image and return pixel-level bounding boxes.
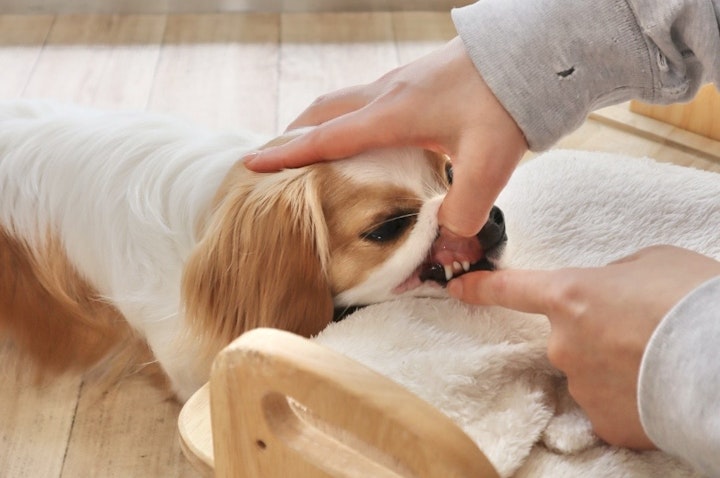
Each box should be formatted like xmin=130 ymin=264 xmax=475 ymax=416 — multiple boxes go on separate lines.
xmin=244 ymin=37 xmax=528 ymax=237
xmin=448 ymin=245 xmax=720 ymax=449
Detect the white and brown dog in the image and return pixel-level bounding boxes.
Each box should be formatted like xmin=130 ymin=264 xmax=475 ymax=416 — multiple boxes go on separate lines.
xmin=0 ymin=100 xmax=505 ymax=401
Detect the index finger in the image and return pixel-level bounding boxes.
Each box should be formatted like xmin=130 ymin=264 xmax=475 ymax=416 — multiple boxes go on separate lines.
xmin=243 ymin=110 xmax=379 ymax=172
xmin=448 ymin=269 xmax=558 ymax=315
xmin=286 ymin=84 xmax=372 ymax=131
xmin=244 ymin=103 xmax=410 ymax=172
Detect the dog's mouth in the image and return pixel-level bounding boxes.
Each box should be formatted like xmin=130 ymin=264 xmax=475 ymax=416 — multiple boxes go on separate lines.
xmin=335 ymin=206 xmax=508 ymax=321
xmin=417 ymin=205 xmax=507 ymax=287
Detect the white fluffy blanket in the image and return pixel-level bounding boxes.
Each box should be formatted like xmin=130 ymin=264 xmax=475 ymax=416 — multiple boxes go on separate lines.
xmin=313 ymin=151 xmax=720 ymax=477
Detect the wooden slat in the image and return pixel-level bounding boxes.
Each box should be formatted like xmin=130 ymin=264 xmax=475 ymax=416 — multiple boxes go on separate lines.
xmin=277 ymin=12 xmax=397 ymax=130
xmin=590 ymin=103 xmax=720 ymax=169
xmin=23 ymin=14 xmax=166 ymax=108
xmin=0 ymin=342 xmax=80 ymax=478
xmin=60 ymin=375 xmax=199 ymax=478
xmin=0 ymin=15 xmax=55 ymax=97
xmin=147 ymin=13 xmax=280 ymax=134
xmin=392 ymin=11 xmax=455 ymax=64
xmin=0 ymin=0 xmax=475 ymax=15
xmin=630 ymin=84 xmax=720 ymax=142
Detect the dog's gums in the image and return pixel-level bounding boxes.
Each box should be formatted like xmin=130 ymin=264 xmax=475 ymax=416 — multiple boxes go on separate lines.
xmin=420 ymin=205 xmax=507 ymax=286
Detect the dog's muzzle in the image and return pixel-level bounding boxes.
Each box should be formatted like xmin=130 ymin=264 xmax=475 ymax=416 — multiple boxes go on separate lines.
xmin=419 ymin=205 xmax=507 ymax=285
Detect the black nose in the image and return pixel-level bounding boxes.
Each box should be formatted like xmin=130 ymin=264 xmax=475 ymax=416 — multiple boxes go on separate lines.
xmin=476 ymin=206 xmax=506 ymax=250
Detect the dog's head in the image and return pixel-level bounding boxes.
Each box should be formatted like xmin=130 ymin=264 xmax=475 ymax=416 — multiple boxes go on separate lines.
xmin=182 ymin=130 xmax=506 ymax=358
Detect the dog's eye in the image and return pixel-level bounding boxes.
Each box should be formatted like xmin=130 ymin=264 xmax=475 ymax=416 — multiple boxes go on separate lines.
xmin=445 ymin=163 xmax=453 ymax=184
xmin=363 ymin=214 xmax=414 ymax=243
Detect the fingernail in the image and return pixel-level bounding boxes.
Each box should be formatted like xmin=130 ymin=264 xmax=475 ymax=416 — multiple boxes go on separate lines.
xmin=447 ymin=278 xmax=463 ymax=299
xmin=243 ymin=151 xmax=260 ymax=165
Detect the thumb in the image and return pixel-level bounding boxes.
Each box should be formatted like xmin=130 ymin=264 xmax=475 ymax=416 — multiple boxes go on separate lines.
xmin=439 ymin=136 xmax=518 ymax=237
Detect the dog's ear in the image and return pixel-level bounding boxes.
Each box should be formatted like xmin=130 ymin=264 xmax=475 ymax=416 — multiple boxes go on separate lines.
xmin=181 ymin=167 xmax=333 ymax=361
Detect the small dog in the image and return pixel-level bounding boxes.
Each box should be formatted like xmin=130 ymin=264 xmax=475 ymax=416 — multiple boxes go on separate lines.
xmin=0 ymin=100 xmax=506 ymax=400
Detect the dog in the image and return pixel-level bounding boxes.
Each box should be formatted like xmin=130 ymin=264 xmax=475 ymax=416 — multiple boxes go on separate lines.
xmin=0 ymin=100 xmax=506 ymax=401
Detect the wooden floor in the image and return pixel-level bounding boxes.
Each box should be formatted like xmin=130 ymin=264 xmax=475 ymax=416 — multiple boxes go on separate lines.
xmin=0 ymin=12 xmax=718 ymax=478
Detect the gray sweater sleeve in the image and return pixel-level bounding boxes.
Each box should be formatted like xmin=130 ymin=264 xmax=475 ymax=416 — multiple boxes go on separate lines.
xmin=638 ymin=276 xmax=720 ymax=477
xmin=451 ymin=0 xmax=720 ymax=151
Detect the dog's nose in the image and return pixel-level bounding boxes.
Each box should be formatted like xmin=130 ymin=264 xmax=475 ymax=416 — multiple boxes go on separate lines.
xmin=476 ymin=206 xmax=506 ymax=250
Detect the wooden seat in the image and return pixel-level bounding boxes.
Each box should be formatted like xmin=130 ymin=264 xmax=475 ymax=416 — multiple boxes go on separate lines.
xmin=178 ymin=328 xmax=499 ymax=478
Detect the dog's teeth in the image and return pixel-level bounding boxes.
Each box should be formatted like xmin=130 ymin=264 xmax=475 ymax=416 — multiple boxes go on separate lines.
xmin=462 ymin=261 xmax=470 ymax=272
xmin=444 ymin=264 xmax=453 ymax=281
xmin=453 ymin=261 xmax=462 ymax=273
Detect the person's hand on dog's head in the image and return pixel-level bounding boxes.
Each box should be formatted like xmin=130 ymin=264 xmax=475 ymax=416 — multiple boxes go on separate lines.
xmin=243 ymin=37 xmax=528 ymax=238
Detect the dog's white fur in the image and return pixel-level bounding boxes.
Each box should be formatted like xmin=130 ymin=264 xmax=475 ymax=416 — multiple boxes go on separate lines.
xmin=314 ymin=151 xmax=720 ymax=477
xmin=0 ymin=100 xmax=483 ymax=400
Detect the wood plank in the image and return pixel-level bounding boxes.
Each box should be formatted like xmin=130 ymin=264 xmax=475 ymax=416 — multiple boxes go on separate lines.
xmin=392 ymin=11 xmax=455 ymax=64
xmin=0 ymin=15 xmax=55 ymax=98
xmin=60 ymin=374 xmax=199 ymax=478
xmin=23 ymin=14 xmax=166 ymax=108
xmin=527 ymin=116 xmax=720 ymax=174
xmin=147 ymin=13 xmax=280 ymax=134
xmin=277 ymin=12 xmax=398 ymax=130
xmin=591 ymin=103 xmax=720 ymax=166
xmin=1 ymin=0 xmax=475 ymax=14
xmin=0 ymin=342 xmax=80 ymax=478
xmin=630 ymin=84 xmax=720 ymax=141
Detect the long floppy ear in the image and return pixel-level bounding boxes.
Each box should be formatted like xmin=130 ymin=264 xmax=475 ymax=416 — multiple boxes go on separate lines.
xmin=181 ymin=164 xmax=333 ymax=361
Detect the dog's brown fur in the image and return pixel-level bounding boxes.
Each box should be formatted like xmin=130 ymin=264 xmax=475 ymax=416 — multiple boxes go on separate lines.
xmin=0 ymin=228 xmax=127 ymax=371
xmin=182 ymin=165 xmax=334 ymax=364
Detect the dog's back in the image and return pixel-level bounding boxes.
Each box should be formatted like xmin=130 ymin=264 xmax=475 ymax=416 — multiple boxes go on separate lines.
xmin=0 ymin=100 xmax=262 ymax=386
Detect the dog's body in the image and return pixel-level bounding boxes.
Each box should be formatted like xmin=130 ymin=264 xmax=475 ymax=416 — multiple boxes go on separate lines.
xmin=1 ymin=101 xmax=260 ymax=398
xmin=0 ymin=100 xmax=502 ymax=400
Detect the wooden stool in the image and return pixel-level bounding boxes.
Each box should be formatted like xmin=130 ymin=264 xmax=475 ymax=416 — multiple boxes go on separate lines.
xmin=178 ymin=328 xmax=499 ymax=478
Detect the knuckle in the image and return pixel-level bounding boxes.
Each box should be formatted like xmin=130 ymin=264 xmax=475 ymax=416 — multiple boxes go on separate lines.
xmin=309 ymin=92 xmax=333 ymax=109
xmin=305 ymin=128 xmax=329 ymax=154
xmin=544 ymin=273 xmax=585 ymax=318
